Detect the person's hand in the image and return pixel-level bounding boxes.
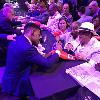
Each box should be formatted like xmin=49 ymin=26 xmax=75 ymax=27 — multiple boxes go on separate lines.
xmin=75 ymin=53 xmax=85 ymax=60
xmin=95 ymin=63 xmax=100 ymax=71
xmin=55 ymin=50 xmax=61 ymax=56
xmin=92 ymin=31 xmax=98 ymax=36
xmin=65 ymin=43 xmax=73 ymax=51
xmin=40 ymin=24 xmax=46 ymax=29
xmin=44 ymin=50 xmax=56 ymax=58
xmin=44 ymin=52 xmax=52 ymax=58
xmin=17 ymin=24 xmax=25 ymax=30
xmin=13 ymin=16 xmax=19 ymax=20
xmin=7 ymin=34 xmax=16 ymax=41
xmin=21 ymin=18 xmax=29 ymax=24
xmin=56 ymin=41 xmax=62 ymax=51
xmin=25 ymin=1 xmax=29 ymax=5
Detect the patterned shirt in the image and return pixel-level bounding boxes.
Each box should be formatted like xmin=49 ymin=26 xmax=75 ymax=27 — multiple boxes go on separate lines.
xmin=75 ymin=37 xmax=100 ymax=64
xmin=47 ymin=11 xmax=62 ymax=33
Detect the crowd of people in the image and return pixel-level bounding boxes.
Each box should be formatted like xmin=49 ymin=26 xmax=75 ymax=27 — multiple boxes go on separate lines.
xmin=0 ymin=0 xmax=100 ymax=100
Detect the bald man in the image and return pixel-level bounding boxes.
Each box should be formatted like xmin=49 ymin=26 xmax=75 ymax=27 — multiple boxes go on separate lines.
xmin=62 ymin=3 xmax=73 ymax=24
xmin=86 ymin=0 xmax=100 ymax=17
xmin=89 ymin=1 xmax=99 ymax=15
xmin=0 ymin=6 xmax=22 ymax=35
xmin=0 ymin=6 xmax=22 ymax=64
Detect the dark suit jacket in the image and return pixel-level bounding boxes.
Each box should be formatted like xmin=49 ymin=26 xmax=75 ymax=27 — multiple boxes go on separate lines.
xmin=0 ymin=12 xmax=22 ymax=48
xmin=2 ymin=35 xmax=59 ymax=96
xmin=0 ymin=34 xmax=7 ymax=40
xmin=33 ymin=11 xmax=49 ymax=24
xmin=0 ymin=34 xmax=9 ymax=66
xmin=0 ymin=12 xmax=22 ymax=35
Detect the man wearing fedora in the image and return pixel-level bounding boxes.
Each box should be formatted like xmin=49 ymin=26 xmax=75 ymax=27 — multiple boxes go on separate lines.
xmin=75 ymin=22 xmax=100 ymax=66
xmin=73 ymin=22 xmax=100 ymax=100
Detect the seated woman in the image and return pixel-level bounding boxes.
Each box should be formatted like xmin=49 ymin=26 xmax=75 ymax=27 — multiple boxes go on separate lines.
xmin=52 ymin=21 xmax=79 ymax=55
xmin=56 ymin=17 xmax=71 ymax=45
xmin=53 ymin=18 xmax=80 ymax=56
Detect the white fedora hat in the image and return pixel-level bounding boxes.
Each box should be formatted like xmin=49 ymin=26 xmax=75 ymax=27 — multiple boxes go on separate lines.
xmin=80 ymin=22 xmax=94 ymax=31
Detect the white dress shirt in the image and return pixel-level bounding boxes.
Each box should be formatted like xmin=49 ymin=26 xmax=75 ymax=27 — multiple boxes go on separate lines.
xmin=62 ymin=32 xmax=80 ymax=51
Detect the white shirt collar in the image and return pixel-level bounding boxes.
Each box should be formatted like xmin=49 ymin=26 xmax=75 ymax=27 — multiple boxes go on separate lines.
xmin=50 ymin=11 xmax=60 ymax=19
xmin=24 ymin=35 xmax=32 ymax=45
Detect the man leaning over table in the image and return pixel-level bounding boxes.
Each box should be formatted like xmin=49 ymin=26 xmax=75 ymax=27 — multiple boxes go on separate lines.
xmin=2 ymin=22 xmax=62 ymax=100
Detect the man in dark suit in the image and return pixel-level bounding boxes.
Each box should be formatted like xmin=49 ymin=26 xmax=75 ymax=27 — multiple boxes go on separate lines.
xmin=0 ymin=6 xmax=22 ymax=36
xmin=2 ymin=23 xmax=59 ymax=99
xmin=32 ymin=10 xmax=49 ymax=24
xmin=0 ymin=6 xmax=22 ymax=66
xmin=0 ymin=5 xmax=22 ymax=48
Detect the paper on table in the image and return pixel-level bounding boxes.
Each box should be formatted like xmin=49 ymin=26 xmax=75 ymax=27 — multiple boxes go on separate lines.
xmin=66 ymin=62 xmax=100 ymax=97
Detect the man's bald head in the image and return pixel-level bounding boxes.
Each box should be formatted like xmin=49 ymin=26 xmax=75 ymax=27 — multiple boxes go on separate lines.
xmin=3 ymin=6 xmax=14 ymax=20
xmin=49 ymin=3 xmax=58 ymax=16
xmin=62 ymin=3 xmax=70 ymax=14
xmin=89 ymin=1 xmax=99 ymax=14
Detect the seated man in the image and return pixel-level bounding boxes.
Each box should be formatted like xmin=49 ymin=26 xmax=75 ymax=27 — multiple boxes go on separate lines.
xmin=61 ymin=3 xmax=73 ymax=24
xmin=46 ymin=3 xmax=62 ymax=33
xmin=75 ymin=22 xmax=100 ymax=67
xmin=77 ymin=6 xmax=92 ymax=25
xmin=88 ymin=0 xmax=100 ymax=17
xmin=36 ymin=3 xmax=62 ymax=32
xmin=2 ymin=22 xmax=60 ymax=99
